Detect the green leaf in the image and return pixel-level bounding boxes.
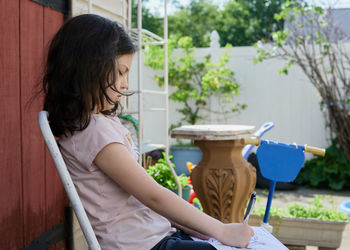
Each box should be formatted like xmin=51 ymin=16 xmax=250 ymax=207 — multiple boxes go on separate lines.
xmin=279 ymin=67 xmax=288 ymax=75
xmin=297 ymin=139 xmax=350 ymax=190
xmin=274 ymin=13 xmax=282 ymax=20
xmin=146 ymin=152 xmax=189 ymax=189
xmin=314 ymin=6 xmax=323 ymax=14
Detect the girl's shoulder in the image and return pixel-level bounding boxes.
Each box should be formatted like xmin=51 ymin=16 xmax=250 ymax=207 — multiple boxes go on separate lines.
xmin=84 ymin=114 xmax=130 ymax=141
xmin=90 ymin=113 xmax=125 ymax=130
xmin=60 ymin=113 xmax=125 ymax=142
xmin=91 ymin=113 xmax=120 ymax=123
xmin=59 ymin=113 xmax=131 ymax=171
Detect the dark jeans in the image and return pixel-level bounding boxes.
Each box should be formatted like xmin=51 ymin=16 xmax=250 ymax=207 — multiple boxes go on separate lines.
xmin=151 ymin=230 xmax=216 ymax=250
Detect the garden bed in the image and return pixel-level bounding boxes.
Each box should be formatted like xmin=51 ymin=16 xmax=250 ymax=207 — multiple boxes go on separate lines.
xmin=248 ymin=214 xmax=348 ymax=248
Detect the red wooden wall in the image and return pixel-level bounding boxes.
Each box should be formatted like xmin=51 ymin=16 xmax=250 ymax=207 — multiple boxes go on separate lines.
xmin=0 ymin=1 xmax=68 ymax=249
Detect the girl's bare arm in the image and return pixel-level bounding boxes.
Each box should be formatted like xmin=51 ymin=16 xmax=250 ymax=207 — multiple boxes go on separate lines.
xmin=94 ymin=142 xmax=253 ymax=248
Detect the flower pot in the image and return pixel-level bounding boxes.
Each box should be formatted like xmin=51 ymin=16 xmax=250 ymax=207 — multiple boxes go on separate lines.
xmin=248 ymin=214 xmax=348 ymax=248
xmin=171 ymin=185 xmax=191 ymax=201
xmin=170 ymin=146 xmax=202 ymax=176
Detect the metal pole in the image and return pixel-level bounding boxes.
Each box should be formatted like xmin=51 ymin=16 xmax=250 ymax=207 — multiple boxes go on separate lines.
xmin=88 ymin=0 xmax=92 ymax=13
xmin=164 ymin=0 xmax=168 ymax=154
xmin=137 ymin=0 xmax=143 ymax=165
xmin=263 ymin=180 xmax=277 ymax=223
xmin=128 ymin=0 xmax=132 ymax=29
xmin=162 ymin=0 xmax=182 ymax=198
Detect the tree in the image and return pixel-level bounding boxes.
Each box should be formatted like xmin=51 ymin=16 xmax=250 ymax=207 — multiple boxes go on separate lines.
xmin=255 ymin=0 xmax=350 ymax=160
xmin=218 ymin=0 xmax=287 ymax=46
xmin=144 ymin=36 xmax=246 ymax=128
xmin=131 ymin=0 xmax=163 ymax=36
xmin=132 ymin=0 xmax=288 ymax=47
xmin=168 ymin=0 xmax=220 ymax=47
xmin=168 ymin=0 xmax=287 ymax=47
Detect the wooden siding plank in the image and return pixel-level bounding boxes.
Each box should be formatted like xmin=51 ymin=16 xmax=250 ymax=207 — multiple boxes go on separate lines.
xmin=43 ymin=7 xmax=67 ymax=246
xmin=20 ymin=0 xmax=46 ymax=246
xmin=0 ymin=0 xmax=23 ymax=249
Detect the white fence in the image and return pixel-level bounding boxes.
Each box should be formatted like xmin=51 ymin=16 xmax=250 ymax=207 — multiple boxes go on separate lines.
xmin=127 ymin=36 xmax=332 ymax=159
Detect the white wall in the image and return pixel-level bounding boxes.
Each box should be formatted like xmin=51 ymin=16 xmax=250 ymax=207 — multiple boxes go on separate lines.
xmin=127 ymin=41 xmax=333 ymax=159
xmin=72 ymin=0 xmax=131 ymax=28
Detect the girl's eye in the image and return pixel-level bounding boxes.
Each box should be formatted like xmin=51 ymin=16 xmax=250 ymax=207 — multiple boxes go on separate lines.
xmin=119 ymin=71 xmax=124 ymax=76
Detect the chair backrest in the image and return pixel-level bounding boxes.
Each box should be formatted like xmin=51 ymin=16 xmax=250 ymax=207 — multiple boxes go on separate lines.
xmin=38 ymin=111 xmax=101 ymax=250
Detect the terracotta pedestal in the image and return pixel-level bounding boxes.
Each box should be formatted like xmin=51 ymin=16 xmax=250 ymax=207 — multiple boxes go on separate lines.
xmin=171 ymin=125 xmax=257 ymax=223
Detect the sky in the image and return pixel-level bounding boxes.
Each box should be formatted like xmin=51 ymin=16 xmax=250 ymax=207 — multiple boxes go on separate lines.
xmin=144 ymin=0 xmax=350 ymax=16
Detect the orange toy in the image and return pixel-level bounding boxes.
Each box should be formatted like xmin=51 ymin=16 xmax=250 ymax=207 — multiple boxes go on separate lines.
xmin=186 ymin=162 xmax=197 ymax=204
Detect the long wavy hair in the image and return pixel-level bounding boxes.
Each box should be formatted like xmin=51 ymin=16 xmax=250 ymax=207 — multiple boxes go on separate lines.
xmin=42 ymin=14 xmax=135 ymax=137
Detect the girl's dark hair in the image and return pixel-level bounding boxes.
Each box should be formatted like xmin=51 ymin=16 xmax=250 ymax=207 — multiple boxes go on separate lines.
xmin=42 ymin=14 xmax=135 ymax=137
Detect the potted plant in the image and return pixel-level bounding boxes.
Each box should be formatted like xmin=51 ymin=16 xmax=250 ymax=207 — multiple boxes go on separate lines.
xmin=248 ymin=195 xmax=349 ymax=249
xmin=144 ymin=36 xmax=246 ymax=175
xmin=146 ymin=152 xmax=191 ymax=200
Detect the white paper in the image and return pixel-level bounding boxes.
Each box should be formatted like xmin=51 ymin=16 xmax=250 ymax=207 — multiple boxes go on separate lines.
xmin=191 ymin=226 xmax=288 ymax=250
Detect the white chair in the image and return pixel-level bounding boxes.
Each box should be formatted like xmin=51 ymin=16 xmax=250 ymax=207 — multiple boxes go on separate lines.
xmin=38 ymin=111 xmax=101 ymax=250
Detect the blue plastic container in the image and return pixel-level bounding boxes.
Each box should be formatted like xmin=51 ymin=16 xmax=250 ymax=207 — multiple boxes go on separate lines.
xmin=340 ymin=200 xmax=350 ymax=217
xmin=170 ymin=146 xmax=202 ymax=176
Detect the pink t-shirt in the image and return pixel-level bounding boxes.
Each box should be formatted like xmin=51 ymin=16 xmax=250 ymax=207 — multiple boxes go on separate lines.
xmin=59 ymin=114 xmax=172 ymax=250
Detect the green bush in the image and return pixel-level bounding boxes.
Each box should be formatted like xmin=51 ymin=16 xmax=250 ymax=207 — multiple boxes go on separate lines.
xmin=146 ymin=152 xmax=189 ymax=189
xmin=144 ymin=36 xmax=246 ymax=129
xmin=295 ymin=139 xmax=350 ymax=190
xmin=252 ymin=195 xmax=348 ymax=221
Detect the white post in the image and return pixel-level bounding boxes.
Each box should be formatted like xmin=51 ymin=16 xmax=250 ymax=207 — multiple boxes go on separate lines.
xmin=128 ymin=0 xmax=132 ymax=29
xmin=162 ymin=0 xmax=181 ymax=197
xmin=88 ymin=0 xmax=92 ymax=13
xmin=209 ymin=30 xmax=221 ymax=123
xmin=210 ymin=30 xmax=220 ymax=63
xmin=137 ymin=0 xmax=143 ymax=165
xmin=164 ymin=0 xmax=169 ymax=154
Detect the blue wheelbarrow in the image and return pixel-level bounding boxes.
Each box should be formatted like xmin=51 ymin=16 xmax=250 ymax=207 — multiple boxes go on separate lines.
xmin=241 ymin=136 xmax=326 ymax=225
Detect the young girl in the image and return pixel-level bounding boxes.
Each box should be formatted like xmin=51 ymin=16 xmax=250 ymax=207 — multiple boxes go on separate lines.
xmin=41 ymin=14 xmax=253 ymax=250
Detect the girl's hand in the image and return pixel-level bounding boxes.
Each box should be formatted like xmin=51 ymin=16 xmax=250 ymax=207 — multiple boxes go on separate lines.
xmin=216 ymin=223 xmax=254 ymax=248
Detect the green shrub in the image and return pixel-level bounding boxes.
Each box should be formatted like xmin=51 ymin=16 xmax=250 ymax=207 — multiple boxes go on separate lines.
xmin=295 ymin=139 xmax=350 ymax=190
xmin=146 ymin=152 xmax=189 ymax=189
xmin=144 ymin=36 xmax=246 ymax=129
xmin=252 ymin=195 xmax=348 ymax=221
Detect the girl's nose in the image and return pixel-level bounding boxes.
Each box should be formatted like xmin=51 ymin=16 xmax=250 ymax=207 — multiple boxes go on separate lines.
xmin=120 ymin=78 xmax=128 ymax=90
